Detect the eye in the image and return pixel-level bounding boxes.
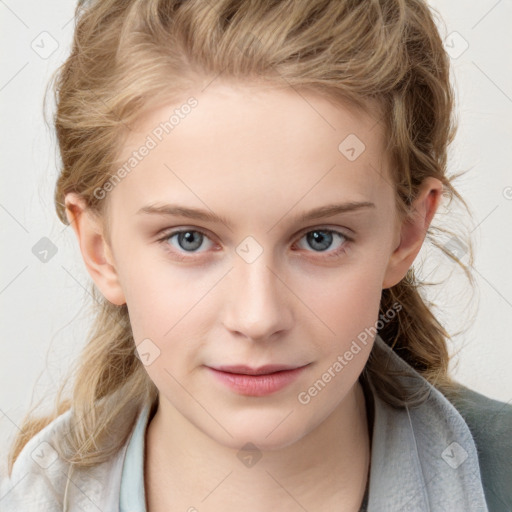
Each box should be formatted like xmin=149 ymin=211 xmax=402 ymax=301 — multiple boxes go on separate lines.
xmin=294 ymin=228 xmax=351 ymax=258
xmin=158 ymin=229 xmax=215 ymax=260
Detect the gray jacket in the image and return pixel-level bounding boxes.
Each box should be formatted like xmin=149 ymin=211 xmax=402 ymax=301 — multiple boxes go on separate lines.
xmin=1 ymin=334 xmax=511 ymax=511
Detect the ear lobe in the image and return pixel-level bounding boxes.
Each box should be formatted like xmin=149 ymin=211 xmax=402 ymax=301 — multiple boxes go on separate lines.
xmin=382 ymin=178 xmax=443 ymax=290
xmin=64 ymin=192 xmax=126 ymax=306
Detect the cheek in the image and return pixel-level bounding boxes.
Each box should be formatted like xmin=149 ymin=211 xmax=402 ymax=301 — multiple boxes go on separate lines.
xmin=116 ymin=245 xmax=183 ymax=318
xmin=299 ymin=262 xmax=384 ymax=344
xmin=121 ymin=260 xmax=219 ymax=362
xmin=124 ymin=277 xmax=189 ymax=342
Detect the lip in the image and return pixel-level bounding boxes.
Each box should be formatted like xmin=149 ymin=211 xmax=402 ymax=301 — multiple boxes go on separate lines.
xmin=206 ymin=364 xmax=310 ymax=396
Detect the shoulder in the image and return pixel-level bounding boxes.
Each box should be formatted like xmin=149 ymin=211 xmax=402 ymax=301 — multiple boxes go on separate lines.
xmin=0 ymin=410 xmax=74 ymax=511
xmin=447 ymin=384 xmax=512 ymax=512
xmin=0 ymin=408 xmax=129 ymax=511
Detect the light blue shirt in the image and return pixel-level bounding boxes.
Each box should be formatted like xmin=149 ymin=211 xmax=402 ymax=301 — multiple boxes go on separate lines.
xmin=119 ymin=400 xmax=151 ymax=512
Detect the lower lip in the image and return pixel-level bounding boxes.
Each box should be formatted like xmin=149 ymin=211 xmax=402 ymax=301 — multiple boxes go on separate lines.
xmin=206 ymin=366 xmax=309 ymax=396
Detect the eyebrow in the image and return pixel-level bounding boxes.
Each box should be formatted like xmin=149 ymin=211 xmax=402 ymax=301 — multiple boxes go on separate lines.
xmin=137 ymin=201 xmax=376 ymax=228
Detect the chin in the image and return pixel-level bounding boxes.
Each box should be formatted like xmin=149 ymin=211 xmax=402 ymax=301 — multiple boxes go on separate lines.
xmin=206 ymin=415 xmax=311 ymax=453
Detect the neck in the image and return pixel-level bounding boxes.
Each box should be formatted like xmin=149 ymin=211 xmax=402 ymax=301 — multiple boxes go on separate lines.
xmin=145 ymin=381 xmax=370 ymax=512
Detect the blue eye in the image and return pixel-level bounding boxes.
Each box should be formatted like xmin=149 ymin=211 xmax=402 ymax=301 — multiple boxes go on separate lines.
xmin=160 ymin=229 xmax=213 ymax=255
xmin=297 ymin=229 xmax=348 ymax=253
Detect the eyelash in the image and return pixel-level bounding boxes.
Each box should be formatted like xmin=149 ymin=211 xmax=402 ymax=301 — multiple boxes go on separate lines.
xmin=156 ymin=226 xmax=353 ymax=262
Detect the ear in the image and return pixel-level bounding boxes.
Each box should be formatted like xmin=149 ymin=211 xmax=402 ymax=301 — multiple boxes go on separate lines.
xmin=382 ymin=177 xmax=443 ymax=290
xmin=64 ymin=192 xmax=126 ymax=305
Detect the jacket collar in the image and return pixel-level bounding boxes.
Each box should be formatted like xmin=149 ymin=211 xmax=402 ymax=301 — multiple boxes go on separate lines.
xmin=365 ymin=334 xmax=488 ymax=511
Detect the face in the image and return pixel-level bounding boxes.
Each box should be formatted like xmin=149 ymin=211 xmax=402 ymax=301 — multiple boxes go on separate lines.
xmin=99 ymin=81 xmax=401 ymax=450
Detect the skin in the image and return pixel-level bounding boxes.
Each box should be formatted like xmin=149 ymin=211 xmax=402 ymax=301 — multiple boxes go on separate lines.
xmin=65 ymin=80 xmax=443 ymax=511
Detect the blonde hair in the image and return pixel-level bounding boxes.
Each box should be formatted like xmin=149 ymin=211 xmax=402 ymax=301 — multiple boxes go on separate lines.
xmin=7 ymin=0 xmax=475 ymax=474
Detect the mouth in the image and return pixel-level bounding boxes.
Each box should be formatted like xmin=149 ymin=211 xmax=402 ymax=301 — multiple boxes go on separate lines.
xmin=205 ymin=363 xmax=310 ymax=396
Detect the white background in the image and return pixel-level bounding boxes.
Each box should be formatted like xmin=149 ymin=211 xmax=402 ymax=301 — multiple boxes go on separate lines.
xmin=1 ymin=0 xmax=511 ymax=474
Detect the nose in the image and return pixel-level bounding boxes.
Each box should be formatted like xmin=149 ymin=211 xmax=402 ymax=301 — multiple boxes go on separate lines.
xmin=221 ymin=253 xmax=294 ymax=342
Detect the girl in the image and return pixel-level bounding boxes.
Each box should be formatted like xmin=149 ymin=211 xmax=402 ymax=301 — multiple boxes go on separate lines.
xmin=2 ymin=0 xmax=511 ymax=511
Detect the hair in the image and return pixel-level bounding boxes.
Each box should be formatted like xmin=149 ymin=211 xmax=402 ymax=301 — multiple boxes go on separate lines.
xmin=7 ymin=0 xmax=476 ymax=474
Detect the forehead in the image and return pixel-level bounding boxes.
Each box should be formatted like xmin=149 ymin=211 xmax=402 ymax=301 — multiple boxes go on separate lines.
xmin=108 ymin=81 xmax=392 ymax=221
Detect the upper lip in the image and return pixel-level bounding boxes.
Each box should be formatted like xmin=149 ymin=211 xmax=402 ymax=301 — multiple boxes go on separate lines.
xmin=210 ymin=364 xmax=307 ymax=375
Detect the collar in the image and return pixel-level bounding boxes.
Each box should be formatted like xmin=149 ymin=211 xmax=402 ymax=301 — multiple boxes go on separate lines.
xmin=364 ymin=334 xmax=488 ymax=511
